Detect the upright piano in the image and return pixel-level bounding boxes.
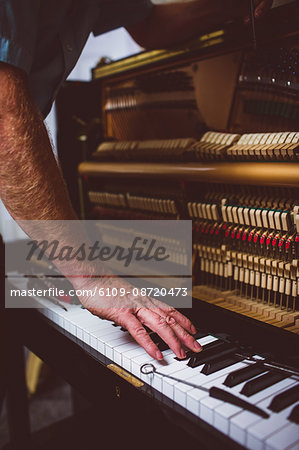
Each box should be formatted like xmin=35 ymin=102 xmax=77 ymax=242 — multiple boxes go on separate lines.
xmin=4 ymin=1 xmax=299 ymax=449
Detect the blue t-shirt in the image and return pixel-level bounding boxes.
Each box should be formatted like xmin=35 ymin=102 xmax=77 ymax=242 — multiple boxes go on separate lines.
xmin=0 ymin=0 xmax=153 ymax=117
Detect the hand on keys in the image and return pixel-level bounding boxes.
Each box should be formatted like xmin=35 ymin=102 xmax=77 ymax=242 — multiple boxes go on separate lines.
xmin=77 ymin=277 xmax=202 ymax=361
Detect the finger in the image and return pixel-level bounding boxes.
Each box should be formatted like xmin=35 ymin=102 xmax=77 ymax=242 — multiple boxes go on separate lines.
xmin=159 ymin=306 xmax=197 ymax=335
xmin=136 ymin=308 xmax=183 ymax=358
xmin=154 ymin=308 xmax=202 ymax=353
xmin=136 ymin=308 xmax=199 ymax=359
xmin=148 ymin=301 xmax=197 ymax=335
xmin=120 ymin=311 xmax=163 ymax=360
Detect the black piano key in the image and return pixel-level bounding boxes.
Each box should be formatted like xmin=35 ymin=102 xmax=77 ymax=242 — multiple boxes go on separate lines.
xmin=201 ymin=355 xmax=244 ymax=376
xmin=223 ymin=363 xmax=267 ymax=388
xmin=240 ymin=371 xmax=288 ymax=397
xmin=139 ymin=326 xmax=170 ymax=351
xmin=175 ymin=337 xmax=220 ymax=361
xmin=150 ymin=333 xmax=169 ymax=352
xmin=193 ymin=330 xmax=208 ymax=340
xmin=210 ymin=387 xmax=269 ymax=418
xmin=288 ymin=404 xmax=299 ymax=425
xmin=186 ymin=339 xmax=225 ymax=361
xmin=174 ymin=333 xmax=210 ymax=361
xmin=156 ymin=341 xmax=169 ymax=352
xmin=268 ymin=385 xmax=299 ymax=412
xmin=187 ymin=342 xmax=238 ymax=368
xmin=144 ymin=325 xmax=152 ymax=334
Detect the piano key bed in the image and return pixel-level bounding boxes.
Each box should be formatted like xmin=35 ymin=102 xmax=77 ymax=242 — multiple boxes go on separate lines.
xmin=15 ymin=292 xmax=298 ymax=450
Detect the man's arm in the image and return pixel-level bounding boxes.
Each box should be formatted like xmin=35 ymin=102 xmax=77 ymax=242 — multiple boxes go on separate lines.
xmin=0 ymin=62 xmax=201 ymax=360
xmin=0 ymin=63 xmax=76 ymax=221
xmin=126 ymin=0 xmax=273 ymax=49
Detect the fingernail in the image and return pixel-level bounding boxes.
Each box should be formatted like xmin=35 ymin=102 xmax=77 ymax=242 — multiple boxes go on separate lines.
xmin=193 ymin=340 xmax=202 ymax=352
xmin=155 ymin=350 xmax=163 ymax=360
xmin=191 ymin=325 xmax=197 ymax=334
xmin=255 ymin=9 xmax=262 ymax=18
xmin=180 ymin=349 xmax=186 ymax=359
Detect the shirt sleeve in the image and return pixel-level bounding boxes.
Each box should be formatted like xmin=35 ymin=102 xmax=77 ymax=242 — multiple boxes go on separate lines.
xmin=92 ymin=0 xmax=153 ymax=36
xmin=0 ymin=0 xmax=39 ymax=74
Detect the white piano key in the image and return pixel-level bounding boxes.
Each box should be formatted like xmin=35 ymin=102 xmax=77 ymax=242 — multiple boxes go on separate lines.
xmin=265 ymin=423 xmax=299 ymax=450
xmin=105 ymin=335 xmax=134 ymax=361
xmin=127 ymin=336 xmax=221 ymax=401
xmin=59 ymin=307 xmax=83 ymax=332
xmin=163 ymin=367 xmax=195 ymax=400
xmin=165 ymin=359 xmax=242 ymax=411
xmin=90 ymin=334 xmax=99 ymax=351
xmin=50 ymin=310 xmax=60 ymax=325
xmin=212 ymin=359 xmax=273 ymax=435
xmin=195 ymin=334 xmax=219 ymax=346
xmin=69 ymin=313 xmax=102 ymax=330
xmin=162 ymin=376 xmax=178 ymax=399
xmin=69 ymin=321 xmax=77 ymax=337
xmin=186 ymin=389 xmax=208 ymax=417
xmin=31 ymin=292 xmax=299 ymax=450
xmin=229 ymin=381 xmax=298 ymax=446
xmin=214 ymin=402 xmax=241 ymax=435
xmin=140 ymin=335 xmax=220 ymax=394
xmin=113 ymin=342 xmax=140 ymax=366
xmin=174 ymin=377 xmax=201 ymax=408
xmin=151 ymin=361 xmax=185 ymax=392
xmin=131 ymin=350 xmax=173 ymax=379
xmin=75 ymin=316 xmax=111 ymax=341
xmin=200 ymin=396 xmax=223 ymax=425
xmin=92 ymin=329 xmax=125 ymax=354
xmin=122 ymin=347 xmax=147 ymax=372
xmin=82 ymin=322 xmax=111 ymax=345
xmin=188 ymin=362 xmax=247 ymax=420
xmin=131 ymin=354 xmax=156 ymax=378
xmin=65 ymin=313 xmax=95 ymax=333
xmin=143 ymin=334 xmax=218 ymax=378
xmin=246 ymin=400 xmax=299 ymax=450
xmin=75 ymin=318 xmax=99 ymax=340
xmin=230 ymin=409 xmax=260 ymax=446
xmin=40 ymin=301 xmax=64 ymax=320
xmin=178 ymin=361 xmax=245 ymax=414
xmin=88 ymin=323 xmax=118 ymax=350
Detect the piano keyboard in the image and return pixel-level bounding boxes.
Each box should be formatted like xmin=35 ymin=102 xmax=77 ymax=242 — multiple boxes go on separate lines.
xmin=94 ymin=138 xmax=196 ymax=161
xmin=92 ymin=132 xmax=299 ymax=162
xmin=32 ymin=295 xmax=299 ymax=450
xmin=88 ymin=191 xmax=178 ymax=216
